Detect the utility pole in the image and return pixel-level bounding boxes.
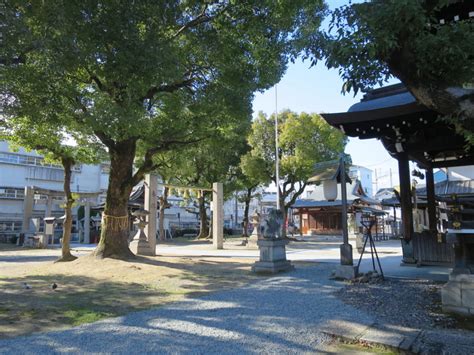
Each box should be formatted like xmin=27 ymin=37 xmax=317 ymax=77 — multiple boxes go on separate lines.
xmin=389 ymin=168 xmax=393 ymax=187
xmin=275 ymin=85 xmax=280 ymax=210
xmin=374 ymin=168 xmax=378 ymax=193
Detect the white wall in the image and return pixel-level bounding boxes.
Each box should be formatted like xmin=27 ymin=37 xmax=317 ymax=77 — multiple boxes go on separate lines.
xmin=447 ymin=166 xmax=474 ymax=181
xmin=350 ymin=165 xmax=373 ymax=197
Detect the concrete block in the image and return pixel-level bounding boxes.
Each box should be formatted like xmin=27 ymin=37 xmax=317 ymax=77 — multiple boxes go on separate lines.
xmin=331 ymin=265 xmax=358 ymax=280
xmin=443 ymin=305 xmax=471 ymax=316
xmin=461 ymin=286 xmax=474 ymax=309
xmin=360 ymin=328 xmax=404 ymax=349
xmin=442 ymin=281 xmax=462 ymax=307
xmin=449 ymin=273 xmax=474 ymax=282
xmin=360 ymin=324 xmax=421 ymax=351
xmin=319 ymin=320 xmax=372 ymax=342
xmin=251 ymin=260 xmax=294 ymax=274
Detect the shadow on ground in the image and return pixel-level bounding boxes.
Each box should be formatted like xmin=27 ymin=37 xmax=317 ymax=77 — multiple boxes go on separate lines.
xmin=0 ymin=264 xmax=375 ymax=354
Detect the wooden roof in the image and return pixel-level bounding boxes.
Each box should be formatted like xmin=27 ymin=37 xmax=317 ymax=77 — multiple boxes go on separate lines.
xmin=321 ymin=85 xmax=474 ymax=169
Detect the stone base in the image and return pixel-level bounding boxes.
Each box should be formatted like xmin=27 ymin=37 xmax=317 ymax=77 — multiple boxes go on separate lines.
xmin=129 ymin=231 xmax=154 ymax=256
xmin=252 ymin=260 xmax=294 ymax=274
xmin=252 ymin=238 xmax=293 ymax=274
xmin=246 ymin=234 xmax=258 ymax=249
xmin=331 ymin=265 xmax=359 ymax=280
xmin=442 ymin=273 xmax=474 ymax=316
xmin=400 ymin=239 xmax=416 ymax=264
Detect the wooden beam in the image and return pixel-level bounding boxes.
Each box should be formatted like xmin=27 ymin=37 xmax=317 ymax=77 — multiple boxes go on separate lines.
xmin=431 ymin=157 xmax=474 ymax=168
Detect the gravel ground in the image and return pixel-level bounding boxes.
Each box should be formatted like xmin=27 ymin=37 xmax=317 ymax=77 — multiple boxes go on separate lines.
xmin=0 ymin=264 xmax=375 ymax=354
xmin=335 ymin=277 xmax=474 ymax=355
xmin=335 ymin=278 xmax=457 ymax=329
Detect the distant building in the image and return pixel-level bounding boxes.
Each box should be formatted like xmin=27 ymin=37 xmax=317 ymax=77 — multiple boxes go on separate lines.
xmin=292 ymin=180 xmax=381 ymax=235
xmin=349 ymin=165 xmax=373 ymax=197
xmin=434 ymin=166 xmax=474 ymax=183
xmin=0 ymin=141 xmax=107 ymax=243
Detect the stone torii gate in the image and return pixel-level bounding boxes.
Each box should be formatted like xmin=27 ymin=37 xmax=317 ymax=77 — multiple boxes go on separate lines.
xmin=140 ymin=174 xmax=224 ymax=256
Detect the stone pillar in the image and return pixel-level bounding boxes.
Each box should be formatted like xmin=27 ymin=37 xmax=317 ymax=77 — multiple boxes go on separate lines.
xmin=212 ymin=182 xmax=224 ymax=249
xmin=84 ymin=202 xmax=91 ymax=244
xmin=45 ymin=196 xmax=52 ymax=218
xmin=144 ymin=174 xmax=157 ymax=255
xmin=22 ymin=186 xmax=34 ymax=236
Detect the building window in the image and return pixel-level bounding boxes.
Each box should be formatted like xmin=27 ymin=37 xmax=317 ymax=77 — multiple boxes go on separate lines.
xmin=27 ymin=167 xmax=64 ymax=181
xmin=0 ymin=152 xmax=81 ymax=171
xmin=0 ymin=187 xmax=25 ymax=199
xmin=101 ymin=164 xmax=110 ymax=174
xmin=0 ymin=220 xmax=22 ymax=233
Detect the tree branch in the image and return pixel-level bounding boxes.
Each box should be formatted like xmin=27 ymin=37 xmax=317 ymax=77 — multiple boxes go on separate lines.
xmin=142 ymin=77 xmax=195 ymax=103
xmin=172 ymin=4 xmax=211 ymax=39
xmin=94 ymin=130 xmax=116 ymax=149
xmin=286 ymin=182 xmax=307 ymax=209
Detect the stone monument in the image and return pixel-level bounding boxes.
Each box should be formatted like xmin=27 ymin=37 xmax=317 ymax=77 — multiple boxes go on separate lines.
xmin=442 ymin=232 xmax=474 ymax=315
xmin=441 ymin=196 xmax=474 ymax=316
xmin=252 ymin=209 xmax=294 ymax=274
xmin=129 ymin=209 xmax=154 ymax=256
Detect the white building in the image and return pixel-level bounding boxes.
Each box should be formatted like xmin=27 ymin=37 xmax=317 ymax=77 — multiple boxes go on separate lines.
xmin=0 ymin=141 xmax=108 ymax=243
xmin=349 ymin=165 xmax=373 ymax=197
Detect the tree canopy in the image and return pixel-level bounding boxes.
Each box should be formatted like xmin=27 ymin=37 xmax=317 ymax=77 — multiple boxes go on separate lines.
xmin=2 ymin=0 xmax=326 ymax=258
xmin=309 ymin=0 xmax=474 ymax=142
xmin=246 ymin=110 xmax=346 ymax=233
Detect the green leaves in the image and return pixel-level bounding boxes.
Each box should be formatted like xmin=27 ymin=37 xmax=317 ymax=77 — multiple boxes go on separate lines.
xmin=245 ymin=110 xmax=346 ymax=206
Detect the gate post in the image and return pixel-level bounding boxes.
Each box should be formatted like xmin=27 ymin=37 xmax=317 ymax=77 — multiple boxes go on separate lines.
xmin=212 ymin=182 xmax=224 ymax=249
xmin=144 ymin=174 xmax=157 ymax=255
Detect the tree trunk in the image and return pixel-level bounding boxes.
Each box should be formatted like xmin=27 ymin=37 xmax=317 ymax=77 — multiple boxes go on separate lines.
xmin=56 ymin=157 xmax=77 ymax=262
xmin=94 ymin=139 xmax=136 ymax=259
xmin=196 ymin=194 xmax=209 ymax=239
xmin=158 ymin=186 xmax=169 ymax=241
xmin=242 ymin=188 xmax=252 ymax=239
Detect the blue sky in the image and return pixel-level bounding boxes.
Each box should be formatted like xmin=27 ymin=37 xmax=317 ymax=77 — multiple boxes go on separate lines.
xmin=251 ymin=0 xmax=406 ymax=190
xmin=251 ymin=59 xmax=401 ymax=190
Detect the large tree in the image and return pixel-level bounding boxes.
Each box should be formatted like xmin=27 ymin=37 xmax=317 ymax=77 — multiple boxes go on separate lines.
xmin=1 ymin=118 xmax=104 ymax=262
xmin=2 ymin=1 xmax=326 ymax=258
xmin=173 ymin=118 xmax=250 ymax=239
xmin=309 ymin=0 xmax=474 ymax=142
xmin=247 ymin=110 xmax=346 ymax=236
xmin=237 ymin=153 xmax=271 ymax=239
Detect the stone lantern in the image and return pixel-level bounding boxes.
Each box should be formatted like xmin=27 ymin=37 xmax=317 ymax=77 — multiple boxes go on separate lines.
xmin=307 ymin=154 xmax=358 ymax=279
xmin=246 ymin=210 xmax=261 ymax=249
xmin=130 ymin=209 xmax=154 ymax=256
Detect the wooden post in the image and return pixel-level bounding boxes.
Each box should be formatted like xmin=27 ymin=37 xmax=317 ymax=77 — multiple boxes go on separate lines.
xmin=426 ymin=167 xmax=437 ymax=232
xmin=393 ymin=206 xmax=397 ymax=236
xmin=398 ymin=153 xmax=413 ymax=241
xmin=398 ymin=153 xmax=416 ymax=263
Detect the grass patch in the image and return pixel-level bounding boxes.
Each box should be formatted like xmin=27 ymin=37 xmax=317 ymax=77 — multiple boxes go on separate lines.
xmin=332 ymin=341 xmax=399 ymax=354
xmin=63 ymin=309 xmax=114 ymax=326
xmin=0 ymin=252 xmax=258 ymax=338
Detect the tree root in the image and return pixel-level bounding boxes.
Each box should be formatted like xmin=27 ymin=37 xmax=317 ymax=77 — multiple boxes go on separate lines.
xmin=55 ymin=254 xmax=78 ymax=263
